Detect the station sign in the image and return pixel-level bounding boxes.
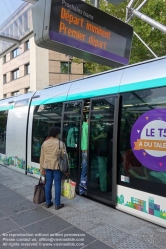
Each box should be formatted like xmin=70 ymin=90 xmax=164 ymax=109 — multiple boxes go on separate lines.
xmin=32 ymin=0 xmax=133 ymax=67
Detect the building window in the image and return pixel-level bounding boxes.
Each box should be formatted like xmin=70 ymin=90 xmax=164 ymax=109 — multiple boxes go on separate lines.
xmin=12 ymin=91 xmax=20 ymax=97
xmin=25 ymin=40 xmax=30 ymax=50
xmin=3 ymin=74 xmax=6 ymax=84
xmin=12 ymin=48 xmax=19 ymax=58
xmin=12 ymin=69 xmax=19 ymax=80
xmin=3 ymin=94 xmax=7 ymax=99
xmin=25 ymin=88 xmax=30 ymax=93
xmin=25 ymin=63 xmax=30 ymax=74
xmin=60 ymin=62 xmax=71 ymax=74
xmin=3 ymin=55 xmax=6 ymax=64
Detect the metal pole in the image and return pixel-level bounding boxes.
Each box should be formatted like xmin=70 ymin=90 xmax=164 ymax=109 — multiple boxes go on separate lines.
xmin=94 ymin=0 xmax=99 ymax=8
xmin=134 ymin=31 xmax=158 ymax=58
xmin=0 ymin=35 xmax=20 ymax=44
xmin=131 ymin=8 xmax=166 ymax=33
xmin=136 ymin=0 xmax=148 ymax=11
xmin=126 ymin=0 xmax=158 ymax=58
xmin=126 ymin=0 xmax=135 ymax=21
xmin=126 ymin=0 xmax=148 ymax=23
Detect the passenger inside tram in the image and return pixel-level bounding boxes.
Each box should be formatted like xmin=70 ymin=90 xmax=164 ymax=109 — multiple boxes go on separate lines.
xmin=91 ymin=115 xmax=108 ymax=192
xmin=120 ymin=115 xmax=150 ymax=181
xmin=122 ymin=149 xmax=149 ymax=180
xmin=66 ymin=118 xmax=79 ymax=168
xmin=33 ymin=136 xmax=42 ymax=156
xmin=79 ymin=114 xmax=89 ymax=195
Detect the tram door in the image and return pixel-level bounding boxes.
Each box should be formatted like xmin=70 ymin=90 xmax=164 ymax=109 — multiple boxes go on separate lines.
xmin=88 ymin=96 xmax=117 ymax=204
xmin=61 ymin=97 xmax=118 ymax=203
xmin=61 ymin=101 xmax=84 ymax=189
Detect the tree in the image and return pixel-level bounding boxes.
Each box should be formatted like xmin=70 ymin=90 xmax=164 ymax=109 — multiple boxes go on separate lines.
xmin=74 ymin=0 xmax=166 ymax=74
xmin=129 ymin=0 xmax=166 ymax=64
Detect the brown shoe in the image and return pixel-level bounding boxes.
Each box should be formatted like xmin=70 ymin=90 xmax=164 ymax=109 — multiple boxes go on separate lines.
xmin=55 ymin=204 xmax=64 ymax=210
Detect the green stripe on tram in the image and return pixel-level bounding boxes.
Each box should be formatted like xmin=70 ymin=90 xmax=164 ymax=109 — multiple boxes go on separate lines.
xmin=67 ymin=86 xmax=120 ymax=101
xmin=30 ymin=77 xmax=166 ymax=106
xmin=119 ymin=77 xmax=166 ymax=92
xmin=30 ymin=86 xmax=119 ymax=106
xmin=31 ymin=96 xmax=67 ymax=106
xmin=0 ymin=105 xmax=14 ymax=111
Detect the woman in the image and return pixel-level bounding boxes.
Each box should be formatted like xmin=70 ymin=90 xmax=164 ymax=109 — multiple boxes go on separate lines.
xmin=40 ymin=126 xmax=68 ymax=210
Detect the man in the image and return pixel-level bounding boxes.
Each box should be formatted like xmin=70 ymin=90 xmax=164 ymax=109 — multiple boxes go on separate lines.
xmin=92 ymin=116 xmax=107 ymax=192
xmin=79 ymin=115 xmax=89 ymax=194
xmin=67 ymin=120 xmax=79 ymax=168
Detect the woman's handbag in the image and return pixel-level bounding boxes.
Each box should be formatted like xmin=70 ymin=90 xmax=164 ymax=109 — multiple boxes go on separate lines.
xmin=33 ymin=177 xmax=46 ymax=204
xmin=61 ymin=178 xmax=76 ymax=199
xmin=59 ymin=140 xmax=69 ymax=173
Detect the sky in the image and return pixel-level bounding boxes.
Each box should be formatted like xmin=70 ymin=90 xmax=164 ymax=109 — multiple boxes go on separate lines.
xmin=0 ymin=0 xmax=24 ymax=26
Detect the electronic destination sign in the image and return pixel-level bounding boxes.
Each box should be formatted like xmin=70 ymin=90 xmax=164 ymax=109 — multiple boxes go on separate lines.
xmin=32 ymin=0 xmax=133 ymax=67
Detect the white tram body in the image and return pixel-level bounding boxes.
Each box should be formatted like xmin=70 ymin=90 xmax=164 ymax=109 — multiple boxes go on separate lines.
xmin=0 ymin=56 xmax=166 ymax=227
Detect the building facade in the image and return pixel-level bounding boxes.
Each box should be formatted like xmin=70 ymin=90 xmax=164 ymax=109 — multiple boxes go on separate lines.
xmin=0 ymin=3 xmax=86 ymax=100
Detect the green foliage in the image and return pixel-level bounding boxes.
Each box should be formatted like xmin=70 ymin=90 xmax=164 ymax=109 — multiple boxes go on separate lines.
xmin=74 ymin=0 xmax=166 ymax=74
xmin=129 ymin=0 xmax=166 ymax=64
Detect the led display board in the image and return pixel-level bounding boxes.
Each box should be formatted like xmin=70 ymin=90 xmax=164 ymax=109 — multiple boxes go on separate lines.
xmin=32 ymin=0 xmax=133 ymax=67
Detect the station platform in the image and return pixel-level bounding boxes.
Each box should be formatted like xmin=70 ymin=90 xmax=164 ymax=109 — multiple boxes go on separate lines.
xmin=0 ymin=165 xmax=165 ymax=249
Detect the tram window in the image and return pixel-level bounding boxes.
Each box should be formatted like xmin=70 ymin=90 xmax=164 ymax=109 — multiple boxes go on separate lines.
xmin=62 ymin=101 xmax=82 ymax=183
xmin=31 ymin=103 xmax=63 ymax=163
xmin=118 ymin=87 xmax=166 ymax=197
xmin=0 ymin=110 xmax=8 ymax=154
xmin=15 ymin=98 xmax=29 ymax=108
xmin=63 ymin=102 xmax=82 ymax=145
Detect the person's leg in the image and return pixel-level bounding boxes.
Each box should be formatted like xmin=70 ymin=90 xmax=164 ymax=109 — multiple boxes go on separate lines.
xmin=53 ymin=170 xmax=62 ymax=206
xmin=70 ymin=148 xmax=75 ymax=168
xmin=79 ymin=151 xmax=87 ymax=193
xmin=45 ymin=169 xmax=53 ymax=204
xmin=80 ymin=151 xmax=87 ymax=182
xmin=98 ymin=156 xmax=107 ymax=192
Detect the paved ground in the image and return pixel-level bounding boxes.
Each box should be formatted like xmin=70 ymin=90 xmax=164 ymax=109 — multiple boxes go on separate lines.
xmin=0 ymin=165 xmax=166 ymax=249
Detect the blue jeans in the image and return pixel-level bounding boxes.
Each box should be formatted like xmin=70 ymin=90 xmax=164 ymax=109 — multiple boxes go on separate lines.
xmin=45 ymin=169 xmax=62 ymax=206
xmin=80 ymin=151 xmax=87 ymax=182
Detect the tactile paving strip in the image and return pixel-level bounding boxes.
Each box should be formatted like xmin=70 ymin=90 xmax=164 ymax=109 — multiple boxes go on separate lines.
xmin=61 ymin=211 xmax=107 ymax=233
xmin=116 ymin=235 xmax=158 ymax=249
xmin=10 ymin=183 xmax=27 ymax=189
xmin=89 ymin=223 xmax=129 ymax=247
xmin=133 ymin=225 xmax=166 ymax=249
xmin=25 ymin=195 xmax=33 ymax=201
xmin=15 ymin=187 xmax=33 ymax=197
xmin=48 ymin=205 xmax=81 ymax=220
xmin=87 ymin=207 xmax=149 ymax=233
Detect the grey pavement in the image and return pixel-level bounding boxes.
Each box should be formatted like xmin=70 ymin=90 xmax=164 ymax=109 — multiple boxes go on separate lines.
xmin=0 ymin=165 xmax=166 ymax=249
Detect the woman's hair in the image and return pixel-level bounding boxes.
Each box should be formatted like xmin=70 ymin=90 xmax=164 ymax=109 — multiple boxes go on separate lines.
xmin=48 ymin=126 xmax=60 ymax=138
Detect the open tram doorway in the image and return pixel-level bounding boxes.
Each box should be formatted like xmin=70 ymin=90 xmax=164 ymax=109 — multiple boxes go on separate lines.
xmin=61 ymin=100 xmax=90 ymax=190
xmin=87 ymin=96 xmax=118 ymax=205
xmin=62 ymin=96 xmax=119 ymax=205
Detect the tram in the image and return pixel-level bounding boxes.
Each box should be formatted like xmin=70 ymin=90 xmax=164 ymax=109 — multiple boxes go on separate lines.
xmin=0 ymin=56 xmax=166 ymax=227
